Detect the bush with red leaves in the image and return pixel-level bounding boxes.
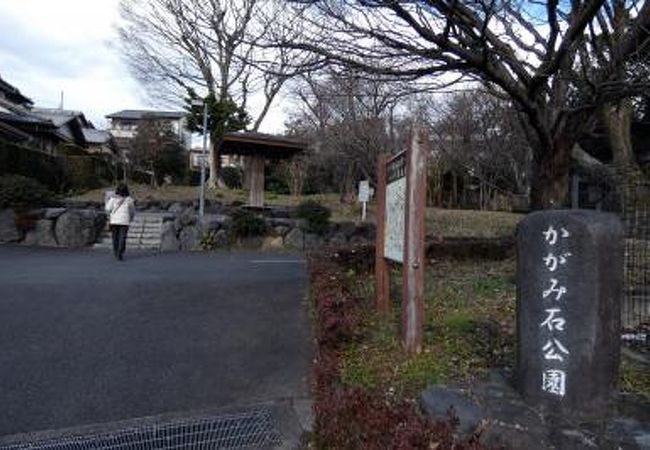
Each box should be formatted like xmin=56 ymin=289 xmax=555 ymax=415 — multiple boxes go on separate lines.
xmin=308 ymin=252 xmax=489 ymax=450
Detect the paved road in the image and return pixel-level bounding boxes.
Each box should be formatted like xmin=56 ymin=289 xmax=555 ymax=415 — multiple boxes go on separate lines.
xmin=0 ymin=246 xmax=311 ymax=439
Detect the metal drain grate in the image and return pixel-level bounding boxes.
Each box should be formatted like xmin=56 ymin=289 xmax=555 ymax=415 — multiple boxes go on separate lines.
xmin=1 ymin=408 xmax=282 ymax=450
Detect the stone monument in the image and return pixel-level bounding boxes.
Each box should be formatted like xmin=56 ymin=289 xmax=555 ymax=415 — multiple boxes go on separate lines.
xmin=516 ymin=210 xmax=624 ymax=419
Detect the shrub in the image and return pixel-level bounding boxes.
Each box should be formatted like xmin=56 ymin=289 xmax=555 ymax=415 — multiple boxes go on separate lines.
xmin=0 ymin=174 xmax=52 ymax=208
xmin=308 ymin=254 xmax=486 ymax=450
xmin=221 ymin=166 xmax=243 ymax=189
xmin=296 ymin=200 xmax=331 ymax=235
xmin=0 ymin=140 xmax=67 ymax=191
xmin=230 ymin=209 xmax=266 ymax=239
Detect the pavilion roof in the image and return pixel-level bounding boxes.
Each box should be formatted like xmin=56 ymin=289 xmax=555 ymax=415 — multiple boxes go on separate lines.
xmin=221 ymin=132 xmax=306 ymax=158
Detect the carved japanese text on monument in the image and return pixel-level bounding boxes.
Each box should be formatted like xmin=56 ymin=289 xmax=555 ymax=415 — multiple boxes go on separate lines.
xmin=540 ymin=225 xmax=572 ymax=397
xmin=384 ymin=152 xmax=406 ymax=263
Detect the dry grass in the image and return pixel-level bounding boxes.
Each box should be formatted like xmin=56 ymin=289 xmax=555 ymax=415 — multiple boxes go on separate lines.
xmin=427 ymin=208 xmax=523 ymax=238
xmin=67 ymin=185 xmax=524 ymax=232
xmin=65 ymin=184 xmax=361 ymax=221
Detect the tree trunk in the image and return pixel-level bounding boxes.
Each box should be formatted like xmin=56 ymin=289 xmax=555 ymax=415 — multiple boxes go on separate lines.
xmin=208 ymin=134 xmax=225 ymax=189
xmin=529 ymin=138 xmax=572 ymax=210
xmin=602 ymin=101 xmax=645 ymax=183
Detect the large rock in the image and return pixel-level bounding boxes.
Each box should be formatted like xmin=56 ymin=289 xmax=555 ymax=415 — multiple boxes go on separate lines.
xmin=0 ymin=209 xmax=20 ymax=243
xmin=213 ymin=229 xmax=229 ymax=248
xmin=23 ymin=219 xmax=57 ymax=246
xmin=168 ymin=202 xmax=185 ymax=214
xmin=54 ymin=210 xmax=101 ymax=247
xmin=179 ymin=225 xmax=201 ymax=251
xmin=160 ymin=221 xmax=180 ymax=252
xmin=177 ymin=207 xmax=198 ymax=228
xmin=42 ymin=208 xmax=67 ymax=220
xmin=262 ymin=236 xmax=284 ymax=250
xmin=201 ymin=214 xmax=230 ymax=231
xmin=284 ymin=227 xmax=304 ymax=249
xmin=274 ymin=225 xmax=290 ymax=237
xmin=420 ymin=387 xmax=484 ymax=436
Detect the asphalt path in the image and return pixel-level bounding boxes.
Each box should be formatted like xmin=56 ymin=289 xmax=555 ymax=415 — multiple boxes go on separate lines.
xmin=0 ymin=246 xmax=311 ymax=438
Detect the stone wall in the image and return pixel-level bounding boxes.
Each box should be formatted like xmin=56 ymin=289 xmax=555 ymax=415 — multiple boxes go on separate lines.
xmin=0 ymin=208 xmax=106 ymax=247
xmin=0 ymin=200 xmax=376 ymax=251
xmin=157 ymin=201 xmax=376 ymax=252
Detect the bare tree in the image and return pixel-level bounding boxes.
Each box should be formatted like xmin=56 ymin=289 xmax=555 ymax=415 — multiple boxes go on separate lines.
xmin=426 ymin=91 xmax=533 ymax=209
xmin=282 ymin=1 xmax=650 ymax=208
xmin=285 ymin=69 xmax=416 ymax=195
xmin=118 ymin=0 xmax=314 ymax=187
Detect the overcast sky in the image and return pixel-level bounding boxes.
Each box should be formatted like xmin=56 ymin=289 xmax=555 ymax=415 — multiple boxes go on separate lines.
xmin=0 ymin=0 xmax=285 ymax=133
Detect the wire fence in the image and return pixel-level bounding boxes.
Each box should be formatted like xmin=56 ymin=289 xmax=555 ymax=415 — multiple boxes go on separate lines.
xmin=583 ymin=166 xmax=650 ymax=353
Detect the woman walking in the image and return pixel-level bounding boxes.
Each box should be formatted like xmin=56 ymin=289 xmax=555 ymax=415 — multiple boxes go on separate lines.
xmin=105 ymin=183 xmax=135 ymax=260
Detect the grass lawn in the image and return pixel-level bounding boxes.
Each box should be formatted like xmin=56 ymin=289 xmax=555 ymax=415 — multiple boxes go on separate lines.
xmin=67 ymin=184 xmax=526 ymax=231
xmin=65 ymin=184 xmax=362 ymax=222
xmin=339 ymin=258 xmax=517 ymax=401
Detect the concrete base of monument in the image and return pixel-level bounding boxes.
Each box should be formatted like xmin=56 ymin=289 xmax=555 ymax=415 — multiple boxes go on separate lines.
xmin=420 ymin=370 xmax=650 ymax=449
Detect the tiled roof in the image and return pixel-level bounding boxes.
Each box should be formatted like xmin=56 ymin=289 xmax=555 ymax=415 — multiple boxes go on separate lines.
xmin=83 ymin=128 xmax=112 ymax=144
xmin=106 ymin=110 xmax=185 ymax=120
xmin=0 ymin=75 xmax=32 ymax=106
xmin=31 ymin=108 xmax=87 ymax=127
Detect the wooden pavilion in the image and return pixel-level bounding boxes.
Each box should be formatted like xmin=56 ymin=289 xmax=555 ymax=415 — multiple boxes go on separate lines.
xmin=221 ymin=132 xmax=306 ymax=206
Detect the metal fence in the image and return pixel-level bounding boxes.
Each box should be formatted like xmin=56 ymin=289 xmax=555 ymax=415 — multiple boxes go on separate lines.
xmin=577 ymin=167 xmax=650 ymax=352
xmin=0 ymin=408 xmax=282 ymax=450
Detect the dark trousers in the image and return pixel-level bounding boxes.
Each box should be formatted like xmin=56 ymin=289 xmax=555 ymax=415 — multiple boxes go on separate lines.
xmin=111 ymin=225 xmax=129 ymax=260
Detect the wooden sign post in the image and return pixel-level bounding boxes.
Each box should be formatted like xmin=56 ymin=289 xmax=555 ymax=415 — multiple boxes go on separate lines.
xmin=375 ymin=127 xmax=428 ymax=353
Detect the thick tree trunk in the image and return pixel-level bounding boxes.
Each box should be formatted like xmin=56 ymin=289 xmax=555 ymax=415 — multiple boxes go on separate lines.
xmin=207 ymin=135 xmax=225 ymax=189
xmin=529 ymin=138 xmax=572 ymax=210
xmin=602 ymin=101 xmax=645 ymax=183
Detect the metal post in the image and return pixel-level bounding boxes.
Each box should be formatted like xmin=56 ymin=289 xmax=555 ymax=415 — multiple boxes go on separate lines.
xmin=199 ymin=101 xmax=208 ymax=218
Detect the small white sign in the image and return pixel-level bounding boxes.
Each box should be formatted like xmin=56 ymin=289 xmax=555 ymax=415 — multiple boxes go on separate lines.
xmin=190 ymin=152 xmax=208 ymax=171
xmin=358 ymin=180 xmax=370 ymax=202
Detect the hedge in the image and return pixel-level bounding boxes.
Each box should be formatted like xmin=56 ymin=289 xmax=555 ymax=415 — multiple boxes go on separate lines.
xmin=0 ymin=139 xmax=67 ymax=191
xmin=0 ymin=139 xmax=114 ymax=192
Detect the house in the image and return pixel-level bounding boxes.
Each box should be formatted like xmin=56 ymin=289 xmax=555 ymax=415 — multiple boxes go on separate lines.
xmin=0 ymin=75 xmax=63 ymax=153
xmin=0 ymin=75 xmax=114 ymax=157
xmin=105 ymin=110 xmax=191 ymax=156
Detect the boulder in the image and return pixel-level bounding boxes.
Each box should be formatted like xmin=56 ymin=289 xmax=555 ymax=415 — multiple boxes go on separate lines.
xmin=420 ymin=387 xmax=484 ymax=436
xmin=23 ymin=219 xmax=58 ymax=246
xmin=160 ymin=221 xmax=180 ymax=252
xmin=262 ymin=236 xmax=284 ymax=250
xmin=200 ymin=214 xmax=223 ymax=232
xmin=0 ymin=209 xmax=20 ymax=243
xmin=213 ymin=229 xmax=230 ymax=248
xmin=177 ymin=207 xmax=198 ymax=228
xmin=274 ymin=225 xmax=290 ymax=237
xmin=168 ymin=202 xmax=185 ymax=214
xmin=179 ymin=225 xmax=201 ymax=251
xmin=284 ymin=227 xmax=304 ymax=249
xmin=42 ymin=208 xmax=67 ymax=220
xmin=54 ymin=210 xmax=100 ymax=247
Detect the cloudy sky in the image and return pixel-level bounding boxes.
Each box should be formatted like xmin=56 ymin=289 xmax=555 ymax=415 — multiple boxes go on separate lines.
xmin=0 ymin=0 xmax=150 ymax=129
xmin=0 ymin=0 xmax=285 ymax=133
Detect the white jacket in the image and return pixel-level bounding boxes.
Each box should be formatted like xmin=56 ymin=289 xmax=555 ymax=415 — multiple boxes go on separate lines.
xmin=105 ymin=196 xmax=135 ymax=225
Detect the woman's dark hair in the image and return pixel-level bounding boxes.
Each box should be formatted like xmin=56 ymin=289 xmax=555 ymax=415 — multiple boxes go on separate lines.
xmin=115 ymin=183 xmax=130 ymax=197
